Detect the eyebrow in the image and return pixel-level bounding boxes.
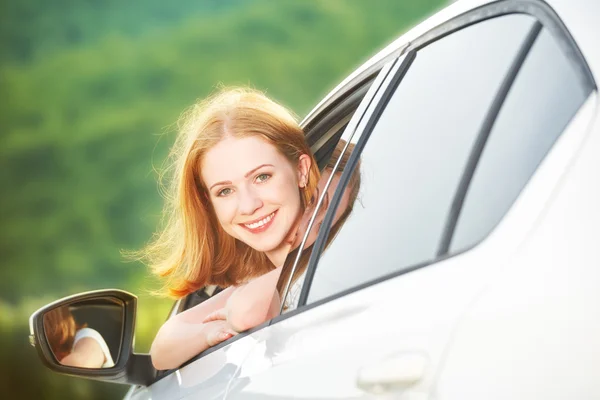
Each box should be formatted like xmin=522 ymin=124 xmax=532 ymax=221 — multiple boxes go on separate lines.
xmin=209 ymin=164 xmax=274 ymax=191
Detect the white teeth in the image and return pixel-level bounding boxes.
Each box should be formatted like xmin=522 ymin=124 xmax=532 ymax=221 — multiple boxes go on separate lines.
xmin=244 ymin=212 xmax=274 ymax=229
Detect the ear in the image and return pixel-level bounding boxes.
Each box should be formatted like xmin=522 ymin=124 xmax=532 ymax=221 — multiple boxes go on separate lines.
xmin=296 ymin=154 xmax=312 ymax=188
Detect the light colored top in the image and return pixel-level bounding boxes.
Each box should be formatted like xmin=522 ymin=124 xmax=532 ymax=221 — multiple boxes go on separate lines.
xmin=283 ymin=272 xmax=306 ymax=312
xmin=73 ymin=327 xmax=115 ymax=368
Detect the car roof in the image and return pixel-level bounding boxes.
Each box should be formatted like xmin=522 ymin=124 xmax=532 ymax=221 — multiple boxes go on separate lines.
xmin=301 ymin=0 xmax=598 ymax=127
xmin=547 ymin=0 xmax=600 ymax=78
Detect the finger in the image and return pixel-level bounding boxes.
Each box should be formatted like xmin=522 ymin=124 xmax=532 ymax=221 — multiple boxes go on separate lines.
xmin=202 ymin=308 xmax=227 ymax=323
xmin=207 ymin=330 xmax=234 ymax=347
xmin=220 ymin=327 xmax=239 ymax=340
xmin=225 ymin=328 xmax=238 ymax=337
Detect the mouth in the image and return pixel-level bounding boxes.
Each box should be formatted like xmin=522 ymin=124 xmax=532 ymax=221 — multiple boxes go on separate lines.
xmin=240 ymin=210 xmax=277 ymax=234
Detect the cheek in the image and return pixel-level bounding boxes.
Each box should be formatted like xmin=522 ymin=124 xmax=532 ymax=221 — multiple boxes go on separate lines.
xmin=211 ymin=199 xmax=236 ymax=225
xmin=267 ymin=178 xmax=302 ymax=206
xmin=333 ymin=192 xmax=352 ymax=224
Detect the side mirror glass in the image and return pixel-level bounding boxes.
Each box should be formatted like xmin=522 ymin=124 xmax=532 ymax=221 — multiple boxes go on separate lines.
xmin=42 ymin=298 xmax=124 ymax=368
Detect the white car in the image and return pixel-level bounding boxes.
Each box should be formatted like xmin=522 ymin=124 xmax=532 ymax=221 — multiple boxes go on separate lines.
xmin=29 ymin=0 xmax=600 ymax=398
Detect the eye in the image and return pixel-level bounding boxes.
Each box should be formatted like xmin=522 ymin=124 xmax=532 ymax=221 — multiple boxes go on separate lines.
xmin=217 ymin=187 xmax=233 ymax=197
xmin=255 ymin=173 xmax=271 ymax=183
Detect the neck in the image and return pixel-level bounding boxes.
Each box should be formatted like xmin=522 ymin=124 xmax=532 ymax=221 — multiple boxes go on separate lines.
xmin=266 ymin=243 xmax=291 ymax=268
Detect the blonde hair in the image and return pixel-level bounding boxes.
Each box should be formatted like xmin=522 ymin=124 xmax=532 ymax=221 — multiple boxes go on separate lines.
xmin=140 ymin=87 xmax=320 ymax=298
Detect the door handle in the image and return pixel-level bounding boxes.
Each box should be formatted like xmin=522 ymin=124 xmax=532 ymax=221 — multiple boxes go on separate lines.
xmin=356 ymin=352 xmax=428 ymax=394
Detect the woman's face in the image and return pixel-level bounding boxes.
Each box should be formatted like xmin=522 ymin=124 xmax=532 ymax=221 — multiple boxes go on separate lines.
xmin=201 ymin=135 xmax=310 ymax=262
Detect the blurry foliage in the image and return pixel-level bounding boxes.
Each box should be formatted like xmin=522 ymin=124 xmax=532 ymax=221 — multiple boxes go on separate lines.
xmin=0 ymin=0 xmax=444 ymax=399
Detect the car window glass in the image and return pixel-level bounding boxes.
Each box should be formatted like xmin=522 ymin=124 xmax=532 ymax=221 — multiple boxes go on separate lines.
xmin=278 ymin=61 xmax=399 ymax=312
xmin=303 ymin=14 xmax=537 ymax=304
xmin=449 ymin=28 xmax=593 ymax=252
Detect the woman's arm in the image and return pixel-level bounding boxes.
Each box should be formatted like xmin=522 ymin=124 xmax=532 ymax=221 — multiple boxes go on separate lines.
xmin=152 ymin=266 xmax=284 ymax=370
xmin=150 ymin=286 xmax=238 ymax=370
xmin=204 ymin=266 xmax=283 ymax=333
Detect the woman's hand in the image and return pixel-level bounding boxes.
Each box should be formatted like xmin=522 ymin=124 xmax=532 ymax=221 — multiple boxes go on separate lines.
xmin=150 ymin=286 xmax=237 ymax=370
xmin=212 ymin=270 xmax=283 ymax=333
xmin=203 ymin=320 xmax=238 ymax=347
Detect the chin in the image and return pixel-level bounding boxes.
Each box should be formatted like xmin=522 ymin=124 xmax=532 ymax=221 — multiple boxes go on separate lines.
xmin=244 ymin=234 xmax=285 ymax=253
xmin=248 ymin=240 xmax=281 ymax=253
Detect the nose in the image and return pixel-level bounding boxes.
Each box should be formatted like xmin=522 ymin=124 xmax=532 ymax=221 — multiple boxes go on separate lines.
xmin=238 ymin=185 xmax=263 ymax=216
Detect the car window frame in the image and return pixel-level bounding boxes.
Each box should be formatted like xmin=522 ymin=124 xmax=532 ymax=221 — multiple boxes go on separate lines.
xmin=278 ymin=0 xmax=596 ymax=320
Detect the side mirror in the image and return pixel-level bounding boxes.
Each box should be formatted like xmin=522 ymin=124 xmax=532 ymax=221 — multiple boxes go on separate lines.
xmin=29 ymin=289 xmax=155 ymax=386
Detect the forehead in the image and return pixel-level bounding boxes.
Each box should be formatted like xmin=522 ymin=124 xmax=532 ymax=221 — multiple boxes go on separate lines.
xmin=200 ymin=135 xmax=291 ymax=185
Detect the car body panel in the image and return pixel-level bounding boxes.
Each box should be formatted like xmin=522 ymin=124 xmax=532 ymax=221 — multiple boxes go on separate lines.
xmin=437 ymin=94 xmax=600 ymax=399
xmin=129 ymin=336 xmax=259 ymax=400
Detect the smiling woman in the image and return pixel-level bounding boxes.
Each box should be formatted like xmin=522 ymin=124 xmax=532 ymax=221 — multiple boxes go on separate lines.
xmin=136 ymin=87 xmax=321 ymax=369
xmin=143 ymin=87 xmax=320 ymax=296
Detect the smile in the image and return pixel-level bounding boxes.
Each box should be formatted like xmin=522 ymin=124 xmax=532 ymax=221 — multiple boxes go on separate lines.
xmin=241 ymin=211 xmax=277 ymax=233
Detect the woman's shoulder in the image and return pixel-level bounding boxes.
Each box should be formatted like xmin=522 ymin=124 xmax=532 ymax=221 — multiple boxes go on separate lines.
xmin=73 ymin=327 xmax=115 ymax=368
xmin=74 ymin=327 xmax=104 ymax=343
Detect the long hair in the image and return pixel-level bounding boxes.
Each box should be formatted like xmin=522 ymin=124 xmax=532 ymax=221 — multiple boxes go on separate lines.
xmin=277 ymin=139 xmax=361 ymax=295
xmin=44 ymin=307 xmax=86 ymax=362
xmin=137 ymin=87 xmax=320 ymax=298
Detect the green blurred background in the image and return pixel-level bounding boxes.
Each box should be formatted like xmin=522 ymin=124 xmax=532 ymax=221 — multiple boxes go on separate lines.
xmin=0 ymin=0 xmax=445 ymax=398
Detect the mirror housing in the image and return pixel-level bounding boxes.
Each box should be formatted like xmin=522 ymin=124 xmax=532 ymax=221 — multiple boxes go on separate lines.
xmin=29 ymin=289 xmax=155 ymax=386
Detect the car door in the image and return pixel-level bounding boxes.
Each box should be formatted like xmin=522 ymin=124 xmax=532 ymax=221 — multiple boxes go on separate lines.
xmin=221 ymin=4 xmax=594 ymax=400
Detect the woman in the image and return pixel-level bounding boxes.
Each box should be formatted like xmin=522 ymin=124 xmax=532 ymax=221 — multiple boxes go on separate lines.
xmin=141 ymin=87 xmax=320 ymax=369
xmin=44 ymin=306 xmax=115 ymax=368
